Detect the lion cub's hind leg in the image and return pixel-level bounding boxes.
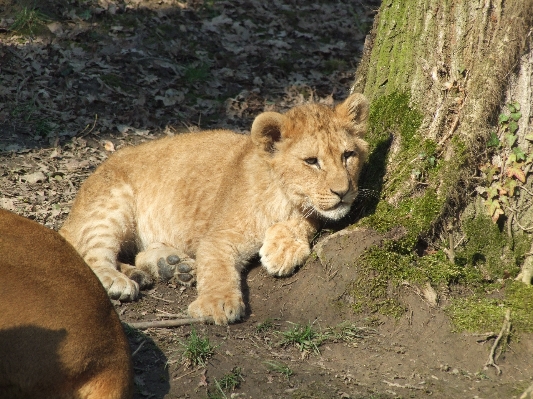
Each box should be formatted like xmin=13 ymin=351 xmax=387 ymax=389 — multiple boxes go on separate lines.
xmin=117 ymin=262 xmax=154 ymax=290
xmin=135 ymin=243 xmax=197 ymax=286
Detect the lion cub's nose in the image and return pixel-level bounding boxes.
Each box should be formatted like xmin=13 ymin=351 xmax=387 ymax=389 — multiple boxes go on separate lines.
xmin=330 ymin=188 xmax=349 ymax=200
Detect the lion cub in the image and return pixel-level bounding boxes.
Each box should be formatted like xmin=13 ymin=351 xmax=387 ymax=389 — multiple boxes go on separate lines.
xmin=0 ymin=209 xmax=132 ymax=399
xmin=60 ymin=92 xmax=369 ymax=325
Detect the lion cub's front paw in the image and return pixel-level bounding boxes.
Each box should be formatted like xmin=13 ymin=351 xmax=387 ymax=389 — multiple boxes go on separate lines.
xmin=259 ymin=225 xmax=311 ymax=276
xmin=188 ymin=291 xmax=245 ymax=325
xmin=95 ymin=267 xmax=139 ymax=301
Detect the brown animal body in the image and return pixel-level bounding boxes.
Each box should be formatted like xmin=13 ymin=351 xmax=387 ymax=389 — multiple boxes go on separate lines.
xmin=60 ymin=93 xmax=369 ymax=325
xmin=0 ymin=209 xmax=133 ymax=399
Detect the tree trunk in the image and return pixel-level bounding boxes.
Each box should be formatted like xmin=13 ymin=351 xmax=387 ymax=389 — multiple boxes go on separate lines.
xmin=347 ymin=2 xmax=533 ymax=387
xmin=352 ymin=0 xmax=533 ymax=267
xmin=343 ymin=1 xmax=533 ymax=375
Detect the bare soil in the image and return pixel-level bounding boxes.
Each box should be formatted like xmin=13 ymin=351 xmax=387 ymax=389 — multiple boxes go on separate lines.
xmin=1 ymin=0 xmax=532 ymax=398
xmin=119 ymin=228 xmax=533 ymax=399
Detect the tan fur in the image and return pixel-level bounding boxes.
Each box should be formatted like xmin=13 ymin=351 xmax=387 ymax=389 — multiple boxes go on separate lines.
xmin=0 ymin=209 xmax=133 ymax=399
xmin=59 ymin=93 xmax=369 ymax=325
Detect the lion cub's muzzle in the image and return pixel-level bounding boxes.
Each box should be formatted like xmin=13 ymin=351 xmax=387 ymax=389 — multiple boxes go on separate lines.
xmin=311 ymin=188 xmax=358 ymax=221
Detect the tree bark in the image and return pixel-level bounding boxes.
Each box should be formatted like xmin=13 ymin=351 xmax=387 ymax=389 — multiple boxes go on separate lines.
xmin=352 ymin=0 xmax=533 ymax=251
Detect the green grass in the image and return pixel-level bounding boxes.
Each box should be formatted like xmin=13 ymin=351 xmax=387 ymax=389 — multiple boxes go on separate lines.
xmin=279 ymin=322 xmax=324 ymax=354
xmin=207 ymin=367 xmax=244 ymax=399
xmin=447 ymin=281 xmax=533 ymax=333
xmin=256 ymin=318 xmax=274 ymax=333
xmin=179 ymin=328 xmax=216 ymax=367
xmin=35 ymin=119 xmax=55 ymax=138
xmin=184 ymin=63 xmax=210 ymax=83
xmin=216 ymin=367 xmax=243 ymax=391
xmin=10 ymin=7 xmax=50 ymax=36
xmin=323 ymin=58 xmax=348 ymax=74
xmin=264 ymin=361 xmax=293 ymax=379
xmin=11 ymin=102 xmax=37 ymax=121
xmin=322 ymin=321 xmax=375 ymax=342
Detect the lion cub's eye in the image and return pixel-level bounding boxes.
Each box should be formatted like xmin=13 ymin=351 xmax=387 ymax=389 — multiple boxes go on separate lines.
xmin=304 ymin=157 xmax=319 ymax=166
xmin=343 ymin=150 xmax=355 ymax=160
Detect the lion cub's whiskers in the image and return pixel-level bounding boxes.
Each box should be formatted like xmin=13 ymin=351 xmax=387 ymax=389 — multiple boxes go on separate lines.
xmin=302 ymin=201 xmax=317 ymax=219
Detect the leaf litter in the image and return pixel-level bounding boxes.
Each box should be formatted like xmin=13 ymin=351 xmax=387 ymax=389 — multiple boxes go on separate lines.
xmin=0 ymin=0 xmax=376 ymax=231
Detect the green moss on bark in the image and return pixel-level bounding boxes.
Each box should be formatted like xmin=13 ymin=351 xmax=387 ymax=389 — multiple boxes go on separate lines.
xmin=359 ymin=91 xmax=443 ymax=244
xmin=447 ymin=281 xmax=533 ymax=333
xmin=458 ymin=215 xmax=526 ymax=280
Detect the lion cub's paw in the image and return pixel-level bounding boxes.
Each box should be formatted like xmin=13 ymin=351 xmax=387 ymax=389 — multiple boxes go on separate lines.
xmin=188 ymin=290 xmax=245 ymax=325
xmin=157 ymin=255 xmax=197 ymax=286
xmin=155 ymin=255 xmax=197 ymax=286
xmin=96 ymin=267 xmax=139 ymax=301
xmin=136 ymin=244 xmax=196 ymax=285
xmin=119 ymin=263 xmax=154 ymax=289
xmin=174 ymin=258 xmax=197 ymax=286
xmin=156 ymin=254 xmax=181 ymax=280
xmin=260 ymin=225 xmax=311 ymax=276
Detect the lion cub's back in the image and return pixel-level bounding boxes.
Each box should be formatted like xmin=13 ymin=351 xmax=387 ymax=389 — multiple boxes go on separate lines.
xmin=0 ymin=209 xmax=133 ymax=399
xmin=112 ymin=129 xmax=249 ymax=182
xmin=110 ymin=130 xmax=250 ymax=239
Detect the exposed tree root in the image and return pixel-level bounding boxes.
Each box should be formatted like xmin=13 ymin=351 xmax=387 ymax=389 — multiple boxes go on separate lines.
xmin=382 ymin=380 xmax=426 ymax=391
xmin=484 ymin=309 xmax=511 ymax=375
xmin=516 ymin=241 xmax=533 ymax=285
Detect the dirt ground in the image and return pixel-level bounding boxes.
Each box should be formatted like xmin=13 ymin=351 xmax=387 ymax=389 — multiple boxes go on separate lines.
xmin=1 ymin=0 xmax=532 ymax=398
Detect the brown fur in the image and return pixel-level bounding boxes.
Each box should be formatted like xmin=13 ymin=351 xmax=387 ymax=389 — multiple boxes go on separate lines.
xmin=0 ymin=209 xmax=133 ymax=399
xmin=59 ymin=93 xmax=369 ymax=325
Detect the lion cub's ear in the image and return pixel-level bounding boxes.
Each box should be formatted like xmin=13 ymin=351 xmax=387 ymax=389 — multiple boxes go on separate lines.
xmin=335 ymin=92 xmax=369 ymax=136
xmin=251 ymin=112 xmax=285 ymax=153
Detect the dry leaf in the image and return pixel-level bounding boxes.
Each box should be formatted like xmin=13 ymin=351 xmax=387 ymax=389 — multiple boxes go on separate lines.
xmin=104 ymin=141 xmax=115 ymax=152
xmin=21 ymin=171 xmax=47 ymax=184
xmin=506 ymin=166 xmax=526 ymax=183
xmin=422 ymin=282 xmax=438 ymax=307
xmin=197 ymin=369 xmax=208 ymax=388
xmin=491 ymin=208 xmax=504 ymax=222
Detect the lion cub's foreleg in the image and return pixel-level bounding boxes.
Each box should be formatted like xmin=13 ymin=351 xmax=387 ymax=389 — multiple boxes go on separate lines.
xmin=259 ymin=219 xmax=318 ymax=276
xmin=134 ymin=242 xmax=196 ymax=286
xmin=187 ymin=220 xmax=317 ymax=325
xmin=187 ymin=234 xmax=246 ymax=325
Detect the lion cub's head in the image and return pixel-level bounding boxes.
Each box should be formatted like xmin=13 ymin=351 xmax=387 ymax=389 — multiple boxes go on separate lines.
xmin=251 ymin=92 xmax=369 ymax=221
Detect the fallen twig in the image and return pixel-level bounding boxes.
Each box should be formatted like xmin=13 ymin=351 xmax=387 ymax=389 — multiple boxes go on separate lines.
xmin=382 ymin=380 xmax=425 ymax=390
xmin=128 ymin=317 xmax=214 ymax=330
xmin=173 ymin=368 xmax=201 ymax=381
xmin=79 ymin=114 xmax=98 ymax=138
xmin=443 ymin=229 xmax=455 ymax=264
xmin=516 ymin=184 xmax=533 ymax=197
xmin=484 ymin=309 xmax=511 ymax=375
xmin=280 ymin=278 xmax=298 ymax=287
xmin=148 ymin=294 xmax=175 ymax=303
xmin=131 ymin=340 xmax=146 ymax=357
xmin=156 ymin=308 xmax=188 ymax=318
xmin=437 ymin=113 xmax=460 ymax=147
xmin=515 ymin=218 xmax=533 ymax=232
xmin=471 ymin=332 xmax=497 ymax=343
